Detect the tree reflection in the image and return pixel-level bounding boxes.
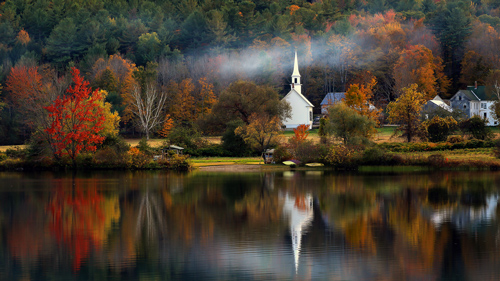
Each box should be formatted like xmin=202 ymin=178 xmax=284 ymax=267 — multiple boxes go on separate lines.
xmin=46 ymin=177 xmax=119 ymax=271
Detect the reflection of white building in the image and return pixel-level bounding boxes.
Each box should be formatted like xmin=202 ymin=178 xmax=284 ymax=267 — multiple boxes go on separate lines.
xmin=423 ymin=194 xmax=499 ymax=230
xmin=281 ymin=192 xmax=314 ymax=273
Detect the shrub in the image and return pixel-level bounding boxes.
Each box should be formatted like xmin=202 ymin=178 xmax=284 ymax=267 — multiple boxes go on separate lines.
xmin=93 ymin=147 xmax=120 ymax=166
xmin=362 ymin=146 xmax=389 ymax=165
xmin=459 ymin=116 xmax=492 ymax=140
xmin=168 ymin=125 xmax=204 ymax=150
xmin=100 ymin=134 xmax=130 ymax=154
xmin=127 ymin=147 xmax=151 ymax=168
xmin=272 ymin=144 xmax=292 ymax=163
xmin=167 ymin=154 xmax=190 ymax=170
xmin=323 ymin=145 xmax=357 ymax=168
xmin=5 ymin=147 xmax=27 ymax=159
xmin=76 ymin=153 xmax=94 ymax=168
xmin=0 ymin=153 xmax=6 ymax=162
xmin=189 ymin=144 xmax=229 ymax=157
xmin=295 ymin=140 xmax=321 ymax=163
xmin=447 ymin=135 xmax=464 ymax=143
xmin=423 ymin=116 xmax=457 ymax=142
xmin=137 ymin=137 xmax=154 ymax=155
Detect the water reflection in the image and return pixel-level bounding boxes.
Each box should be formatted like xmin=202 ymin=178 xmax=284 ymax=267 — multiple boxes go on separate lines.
xmin=1 ymin=170 xmax=500 ymax=280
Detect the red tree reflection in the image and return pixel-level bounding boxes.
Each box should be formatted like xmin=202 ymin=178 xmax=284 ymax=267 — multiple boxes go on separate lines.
xmin=46 ymin=179 xmax=104 ymax=271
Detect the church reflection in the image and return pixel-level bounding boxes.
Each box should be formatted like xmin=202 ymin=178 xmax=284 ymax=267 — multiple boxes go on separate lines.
xmin=281 ymin=192 xmax=314 ymax=273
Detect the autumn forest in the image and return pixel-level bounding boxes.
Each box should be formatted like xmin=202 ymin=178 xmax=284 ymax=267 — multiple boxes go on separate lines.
xmin=0 ymin=0 xmax=499 ymax=147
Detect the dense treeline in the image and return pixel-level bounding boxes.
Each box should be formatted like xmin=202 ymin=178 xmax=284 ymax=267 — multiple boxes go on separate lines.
xmin=2 ymin=0 xmax=500 ymax=145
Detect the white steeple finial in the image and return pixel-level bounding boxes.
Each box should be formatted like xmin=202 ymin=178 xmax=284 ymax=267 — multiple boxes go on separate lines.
xmin=291 ymin=51 xmax=302 ymax=94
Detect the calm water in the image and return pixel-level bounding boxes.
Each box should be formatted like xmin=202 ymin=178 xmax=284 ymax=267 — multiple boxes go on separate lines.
xmin=1 ymin=169 xmax=500 ymax=280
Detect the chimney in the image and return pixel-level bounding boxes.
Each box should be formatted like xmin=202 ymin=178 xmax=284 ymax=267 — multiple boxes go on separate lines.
xmin=475 ymin=81 xmax=477 ymax=89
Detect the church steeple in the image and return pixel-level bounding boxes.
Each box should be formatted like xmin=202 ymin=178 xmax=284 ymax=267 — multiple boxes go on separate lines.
xmin=291 ymin=51 xmax=302 ymax=94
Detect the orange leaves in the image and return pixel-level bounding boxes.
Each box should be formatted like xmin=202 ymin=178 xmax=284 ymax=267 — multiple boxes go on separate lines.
xmin=5 ymin=65 xmax=43 ymax=108
xmin=44 ymin=68 xmax=106 ymax=164
xmin=345 ymin=75 xmax=381 ymax=124
xmin=292 ymin=124 xmax=310 ymax=143
xmin=394 ymin=45 xmax=449 ymax=99
xmin=16 ymin=29 xmax=30 ymax=45
xmin=158 ymin=114 xmax=174 ymax=138
xmin=288 ymin=5 xmax=300 ymax=15
xmin=197 ymin=77 xmax=217 ymax=116
xmin=169 ymin=78 xmax=196 ymax=122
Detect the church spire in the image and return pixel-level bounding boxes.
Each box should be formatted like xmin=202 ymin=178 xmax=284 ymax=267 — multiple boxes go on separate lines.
xmin=291 ymin=51 xmax=302 ymax=94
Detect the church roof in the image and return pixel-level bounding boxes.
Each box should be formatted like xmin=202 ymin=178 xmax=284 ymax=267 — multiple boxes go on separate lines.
xmin=284 ymin=89 xmax=314 ymax=107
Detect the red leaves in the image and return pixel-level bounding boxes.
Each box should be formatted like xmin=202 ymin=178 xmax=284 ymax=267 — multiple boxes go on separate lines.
xmin=44 ymin=67 xmax=106 ymax=164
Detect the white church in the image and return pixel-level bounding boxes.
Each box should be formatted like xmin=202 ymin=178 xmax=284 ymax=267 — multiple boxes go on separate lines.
xmin=282 ymin=52 xmax=314 ymax=129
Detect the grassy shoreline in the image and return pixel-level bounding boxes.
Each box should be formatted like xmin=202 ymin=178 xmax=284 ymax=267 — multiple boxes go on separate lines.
xmin=2 ymin=126 xmax=500 ymax=171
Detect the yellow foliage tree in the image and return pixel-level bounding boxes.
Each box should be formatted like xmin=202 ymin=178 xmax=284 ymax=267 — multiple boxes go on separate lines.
xmin=235 ymin=113 xmax=283 ymax=157
xmin=94 ymin=90 xmax=120 ymax=136
xmin=387 ymin=84 xmax=427 ymax=142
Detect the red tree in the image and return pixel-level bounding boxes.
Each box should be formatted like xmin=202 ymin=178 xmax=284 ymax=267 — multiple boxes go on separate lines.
xmin=45 ymin=68 xmax=106 ymax=166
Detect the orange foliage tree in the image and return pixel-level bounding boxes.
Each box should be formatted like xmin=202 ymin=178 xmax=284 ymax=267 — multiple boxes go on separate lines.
xmin=292 ymin=124 xmax=310 ymax=144
xmin=169 ymin=78 xmax=196 ymax=122
xmin=44 ymin=68 xmax=106 ymax=166
xmin=6 ymin=66 xmax=53 ymax=129
xmin=158 ymin=114 xmax=174 ymax=138
xmin=344 ymin=76 xmax=381 ymax=124
xmin=197 ymin=77 xmax=217 ymax=117
xmin=393 ymin=45 xmax=449 ymax=99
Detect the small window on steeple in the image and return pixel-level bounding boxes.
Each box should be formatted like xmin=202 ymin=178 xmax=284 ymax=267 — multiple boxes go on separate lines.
xmin=294 ymin=78 xmax=297 ymax=83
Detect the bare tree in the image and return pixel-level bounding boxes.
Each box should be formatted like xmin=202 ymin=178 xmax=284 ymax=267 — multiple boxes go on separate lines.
xmin=129 ymin=83 xmax=168 ymax=139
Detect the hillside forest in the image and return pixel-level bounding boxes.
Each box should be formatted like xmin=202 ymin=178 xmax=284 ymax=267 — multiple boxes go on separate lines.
xmin=1 ymin=0 xmax=500 ymax=145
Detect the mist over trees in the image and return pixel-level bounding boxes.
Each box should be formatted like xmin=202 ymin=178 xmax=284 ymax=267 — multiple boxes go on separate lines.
xmin=0 ymin=0 xmax=499 ymax=143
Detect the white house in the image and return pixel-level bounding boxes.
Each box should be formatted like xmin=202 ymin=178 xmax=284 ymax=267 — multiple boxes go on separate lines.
xmin=282 ymin=52 xmax=314 ymax=129
xmin=449 ymin=85 xmax=497 ymax=126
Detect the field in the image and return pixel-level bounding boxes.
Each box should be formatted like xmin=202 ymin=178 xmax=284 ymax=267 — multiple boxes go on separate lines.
xmin=1 ymin=127 xmax=500 ymax=164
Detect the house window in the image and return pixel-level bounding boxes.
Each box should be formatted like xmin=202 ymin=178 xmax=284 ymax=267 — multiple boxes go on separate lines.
xmin=481 ymin=103 xmax=487 ymax=109
xmin=463 ymin=104 xmax=467 ymax=109
xmin=310 ymin=111 xmax=312 ymax=121
xmin=459 ymin=96 xmax=462 ymax=101
xmin=484 ymin=112 xmax=487 ymax=119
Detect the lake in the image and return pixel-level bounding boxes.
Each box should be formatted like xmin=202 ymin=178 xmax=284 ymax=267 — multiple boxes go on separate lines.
xmin=1 ymin=169 xmax=500 ymax=280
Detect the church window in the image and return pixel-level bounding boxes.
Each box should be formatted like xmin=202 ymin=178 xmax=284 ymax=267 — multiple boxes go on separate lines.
xmin=294 ymin=78 xmax=297 ymax=83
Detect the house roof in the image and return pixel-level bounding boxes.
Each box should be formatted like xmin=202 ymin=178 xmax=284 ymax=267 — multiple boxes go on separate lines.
xmin=320 ymin=92 xmax=345 ymax=105
xmin=283 ymin=88 xmax=314 ymax=107
xmin=427 ymin=96 xmax=453 ymax=112
xmin=455 ymin=86 xmax=490 ymax=101
xmin=466 ymin=85 xmax=488 ymax=100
